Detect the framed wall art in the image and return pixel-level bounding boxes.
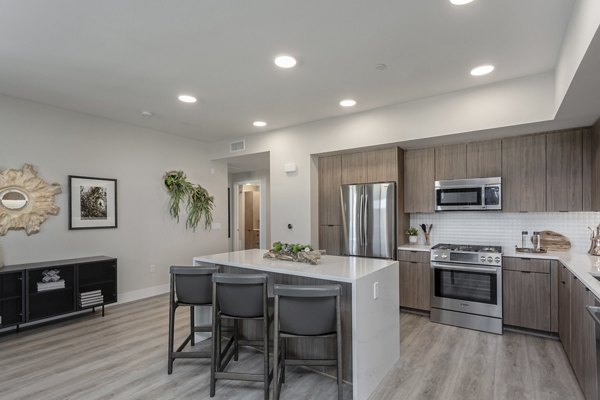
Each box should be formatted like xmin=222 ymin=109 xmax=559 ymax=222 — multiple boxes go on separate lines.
xmin=69 ymin=175 xmax=117 ymax=230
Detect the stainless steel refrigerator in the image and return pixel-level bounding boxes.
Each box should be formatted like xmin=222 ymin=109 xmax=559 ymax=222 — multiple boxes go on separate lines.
xmin=341 ymin=182 xmax=396 ymax=259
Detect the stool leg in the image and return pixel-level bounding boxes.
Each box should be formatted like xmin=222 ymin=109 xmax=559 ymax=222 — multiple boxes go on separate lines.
xmin=233 ymin=319 xmax=239 ymax=361
xmin=336 ymin=295 xmax=343 ymax=400
xmin=210 ymin=284 xmax=218 ymax=397
xmin=190 ymin=306 xmax=195 ymax=346
xmin=273 ymin=295 xmax=279 ymax=400
xmin=167 ymin=275 xmax=175 ymax=375
xmin=282 ymin=338 xmax=286 ymax=384
xmin=263 ymin=315 xmax=269 ymax=400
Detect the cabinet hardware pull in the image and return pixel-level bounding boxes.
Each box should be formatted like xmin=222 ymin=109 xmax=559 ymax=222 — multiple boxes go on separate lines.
xmin=521 ymin=271 xmax=531 ymax=274
xmin=561 ymin=281 xmax=566 ymax=284
xmin=520 ymin=258 xmax=531 ymax=261
xmin=585 ymin=288 xmax=590 ymax=292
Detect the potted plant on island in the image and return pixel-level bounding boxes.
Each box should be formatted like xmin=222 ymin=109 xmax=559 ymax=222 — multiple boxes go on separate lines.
xmin=406 ymin=227 xmax=419 ymax=244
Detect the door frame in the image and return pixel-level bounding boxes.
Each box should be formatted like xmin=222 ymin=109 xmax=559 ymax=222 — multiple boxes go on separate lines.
xmin=232 ymin=179 xmax=264 ymax=251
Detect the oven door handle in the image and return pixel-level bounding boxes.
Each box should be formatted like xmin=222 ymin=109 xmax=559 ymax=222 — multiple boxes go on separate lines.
xmin=431 ymin=262 xmax=500 ymax=274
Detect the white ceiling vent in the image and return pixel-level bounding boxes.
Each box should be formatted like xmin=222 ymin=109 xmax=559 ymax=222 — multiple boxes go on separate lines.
xmin=230 ymin=139 xmax=246 ymax=153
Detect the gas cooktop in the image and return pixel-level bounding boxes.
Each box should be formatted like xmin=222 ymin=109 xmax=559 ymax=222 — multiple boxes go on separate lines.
xmin=431 ymin=243 xmax=502 ymax=254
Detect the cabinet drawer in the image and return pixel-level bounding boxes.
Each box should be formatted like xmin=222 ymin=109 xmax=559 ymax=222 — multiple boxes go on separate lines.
xmin=503 ymin=257 xmax=550 ymax=274
xmin=398 ymin=250 xmax=429 ymax=263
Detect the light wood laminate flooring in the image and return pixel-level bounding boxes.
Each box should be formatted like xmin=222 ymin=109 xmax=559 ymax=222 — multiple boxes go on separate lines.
xmin=0 ymin=296 xmax=585 ymax=400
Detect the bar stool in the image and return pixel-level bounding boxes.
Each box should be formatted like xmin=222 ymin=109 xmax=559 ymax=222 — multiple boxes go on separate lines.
xmin=272 ymin=284 xmax=343 ymax=400
xmin=168 ymin=265 xmax=218 ymax=374
xmin=210 ymin=273 xmax=271 ymax=400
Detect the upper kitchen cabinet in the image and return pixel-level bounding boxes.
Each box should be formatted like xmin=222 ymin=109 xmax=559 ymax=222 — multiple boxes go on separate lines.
xmin=502 ymin=134 xmax=546 ymax=212
xmin=435 ymin=144 xmax=466 ymax=180
xmin=318 ymin=155 xmax=342 ymax=226
xmin=466 ymin=140 xmax=502 ymax=178
xmin=341 ymin=152 xmax=368 ymax=184
xmin=546 ymin=129 xmax=586 ymax=212
xmin=367 ymin=148 xmax=398 ymax=183
xmin=404 ymin=148 xmax=435 ymax=213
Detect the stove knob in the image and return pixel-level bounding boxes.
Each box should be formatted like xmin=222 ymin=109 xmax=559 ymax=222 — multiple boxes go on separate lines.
xmin=495 ymin=257 xmax=501 ymax=263
xmin=487 ymin=256 xmax=493 ymax=263
xmin=441 ymin=254 xmax=448 ymax=259
xmin=480 ymin=255 xmax=486 ymax=262
xmin=434 ymin=253 xmax=439 ymax=258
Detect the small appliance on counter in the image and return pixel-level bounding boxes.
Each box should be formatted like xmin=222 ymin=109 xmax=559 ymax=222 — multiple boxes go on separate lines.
xmin=430 ymin=243 xmax=503 ymax=334
xmin=589 ymin=225 xmax=600 ymax=256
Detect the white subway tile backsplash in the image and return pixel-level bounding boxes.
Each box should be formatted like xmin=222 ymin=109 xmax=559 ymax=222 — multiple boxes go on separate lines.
xmin=409 ymin=212 xmax=600 ymax=254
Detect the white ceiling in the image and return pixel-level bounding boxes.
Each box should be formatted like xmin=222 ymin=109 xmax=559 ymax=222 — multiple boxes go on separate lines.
xmin=0 ymin=0 xmax=575 ymax=142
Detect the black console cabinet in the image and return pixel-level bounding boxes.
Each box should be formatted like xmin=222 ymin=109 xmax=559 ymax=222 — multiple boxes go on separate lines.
xmin=0 ymin=256 xmax=117 ymax=332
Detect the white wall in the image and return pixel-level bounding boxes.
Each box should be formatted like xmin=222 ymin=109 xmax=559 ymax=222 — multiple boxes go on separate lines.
xmin=410 ymin=212 xmax=599 ymax=255
xmin=555 ymin=0 xmax=600 ymax=110
xmin=208 ymin=72 xmax=556 ymax=245
xmin=0 ymin=94 xmax=229 ymax=299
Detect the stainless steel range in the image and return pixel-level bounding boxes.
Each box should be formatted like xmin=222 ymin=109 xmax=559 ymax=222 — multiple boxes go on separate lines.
xmin=430 ymin=243 xmax=503 ymax=334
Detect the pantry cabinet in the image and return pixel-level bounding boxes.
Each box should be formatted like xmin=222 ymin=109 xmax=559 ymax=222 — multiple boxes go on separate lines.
xmin=398 ymin=250 xmax=430 ymax=311
xmin=404 ymin=148 xmax=435 ymax=213
xmin=318 ymin=225 xmax=341 ymax=256
xmin=318 ymin=155 xmax=342 ymax=226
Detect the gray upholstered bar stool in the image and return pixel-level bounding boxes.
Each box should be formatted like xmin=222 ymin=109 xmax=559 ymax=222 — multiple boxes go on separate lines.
xmin=168 ymin=265 xmax=218 ymax=374
xmin=272 ymin=284 xmax=343 ymax=400
xmin=210 ymin=273 xmax=271 ymax=400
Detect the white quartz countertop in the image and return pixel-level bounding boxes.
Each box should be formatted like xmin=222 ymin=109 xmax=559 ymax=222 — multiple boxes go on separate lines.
xmin=193 ymin=249 xmax=398 ymax=283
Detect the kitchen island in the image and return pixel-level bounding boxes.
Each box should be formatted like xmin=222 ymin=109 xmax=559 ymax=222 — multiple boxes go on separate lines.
xmin=192 ymin=249 xmax=400 ymax=400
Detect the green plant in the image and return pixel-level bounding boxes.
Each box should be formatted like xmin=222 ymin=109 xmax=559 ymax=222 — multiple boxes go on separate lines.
xmin=271 ymin=241 xmax=313 ymax=254
xmin=405 ymin=227 xmax=419 ymax=236
xmin=163 ymin=170 xmax=214 ymax=230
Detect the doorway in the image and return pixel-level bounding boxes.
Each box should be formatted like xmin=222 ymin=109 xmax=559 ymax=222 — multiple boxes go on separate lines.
xmin=239 ymin=183 xmax=260 ymax=249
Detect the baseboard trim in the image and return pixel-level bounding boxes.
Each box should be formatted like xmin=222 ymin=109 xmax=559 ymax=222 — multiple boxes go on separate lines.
xmin=112 ymin=284 xmax=170 ymax=306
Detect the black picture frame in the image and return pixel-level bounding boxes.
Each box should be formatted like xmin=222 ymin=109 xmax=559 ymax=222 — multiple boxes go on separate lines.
xmin=68 ymin=175 xmax=118 ymax=230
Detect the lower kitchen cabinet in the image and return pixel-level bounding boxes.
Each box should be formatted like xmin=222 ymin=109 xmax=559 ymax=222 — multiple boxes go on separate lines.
xmin=399 ymin=260 xmax=430 ymax=311
xmin=558 ymin=264 xmax=572 ymax=359
xmin=570 ymin=277 xmax=598 ymax=400
xmin=503 ymin=257 xmax=557 ymax=332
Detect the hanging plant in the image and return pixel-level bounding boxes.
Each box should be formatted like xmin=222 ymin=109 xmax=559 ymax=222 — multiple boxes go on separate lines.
xmin=163 ymin=170 xmax=214 ymax=230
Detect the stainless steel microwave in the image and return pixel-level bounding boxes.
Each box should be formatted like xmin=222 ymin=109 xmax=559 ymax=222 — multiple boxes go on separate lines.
xmin=434 ymin=177 xmax=501 ymax=211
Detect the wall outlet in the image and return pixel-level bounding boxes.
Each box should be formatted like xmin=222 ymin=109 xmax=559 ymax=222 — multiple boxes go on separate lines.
xmin=150 ymin=264 xmax=156 ymax=273
xmin=373 ymin=281 xmax=379 ymax=300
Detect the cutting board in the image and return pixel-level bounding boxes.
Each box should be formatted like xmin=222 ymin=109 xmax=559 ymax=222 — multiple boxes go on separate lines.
xmin=532 ymin=230 xmax=571 ymax=251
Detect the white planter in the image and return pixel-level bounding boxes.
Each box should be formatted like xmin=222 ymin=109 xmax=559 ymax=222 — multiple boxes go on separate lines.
xmin=408 ymin=235 xmax=418 ymax=244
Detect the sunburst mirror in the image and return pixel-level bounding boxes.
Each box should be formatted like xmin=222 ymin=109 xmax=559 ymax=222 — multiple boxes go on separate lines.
xmin=0 ymin=164 xmax=61 ymax=235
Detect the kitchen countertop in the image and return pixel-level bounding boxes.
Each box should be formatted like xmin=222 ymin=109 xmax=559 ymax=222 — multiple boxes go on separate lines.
xmin=397 ymin=244 xmax=600 ymax=300
xmin=193 ymin=249 xmax=398 ymax=283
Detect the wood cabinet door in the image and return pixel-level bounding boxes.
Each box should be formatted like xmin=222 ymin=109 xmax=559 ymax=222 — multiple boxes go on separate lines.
xmin=318 ymin=225 xmax=341 ymax=256
xmin=404 ymin=148 xmax=435 ymax=213
xmin=502 ymin=135 xmax=546 ymax=212
xmin=546 ymin=130 xmax=583 ymax=211
xmin=341 ymin=152 xmax=368 ymax=184
xmin=570 ymin=277 xmax=585 ymax=387
xmin=435 ymin=143 xmax=466 ymax=180
xmin=466 ymin=140 xmax=502 ymax=178
xmin=503 ymin=269 xmax=551 ymax=331
xmin=583 ymin=289 xmax=599 ymax=400
xmin=399 ymin=261 xmax=430 ymax=311
xmin=318 ymin=155 xmax=342 ymax=226
xmin=558 ymin=265 xmax=572 ymax=359
xmin=367 ymin=148 xmax=398 ymax=183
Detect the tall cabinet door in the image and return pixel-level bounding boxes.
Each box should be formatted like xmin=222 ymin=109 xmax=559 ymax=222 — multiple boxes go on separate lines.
xmin=502 ymin=135 xmax=546 ymax=212
xmin=404 ymin=148 xmax=435 ymax=213
xmin=558 ymin=264 xmax=572 ymax=359
xmin=546 ymin=130 xmax=583 ymax=211
xmin=319 ymin=225 xmax=341 ymax=256
xmin=318 ymin=155 xmax=342 ymax=226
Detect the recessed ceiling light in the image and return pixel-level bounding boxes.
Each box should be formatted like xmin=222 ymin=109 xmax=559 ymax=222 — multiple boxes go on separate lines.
xmin=450 ymin=0 xmax=475 ymax=5
xmin=178 ymin=95 xmax=197 ymax=103
xmin=253 ymin=121 xmax=267 ymax=127
xmin=470 ymin=65 xmax=495 ymax=76
xmin=375 ymin=64 xmax=387 ymax=70
xmin=339 ymin=99 xmax=357 ymax=107
xmin=141 ymin=111 xmax=153 ymax=117
xmin=274 ymin=55 xmax=297 ymax=69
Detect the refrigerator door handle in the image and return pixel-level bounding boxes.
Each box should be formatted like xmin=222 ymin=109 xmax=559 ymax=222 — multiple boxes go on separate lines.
xmin=363 ymin=193 xmax=369 ymax=248
xmin=359 ymin=192 xmax=364 ymax=246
